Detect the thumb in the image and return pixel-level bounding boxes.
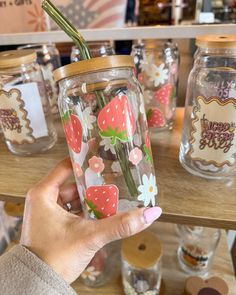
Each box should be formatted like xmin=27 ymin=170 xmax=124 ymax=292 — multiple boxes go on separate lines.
xmin=94 ymin=206 xmax=162 ymax=247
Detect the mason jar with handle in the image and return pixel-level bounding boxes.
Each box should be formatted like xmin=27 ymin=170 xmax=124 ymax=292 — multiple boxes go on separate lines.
xmin=179 ymin=35 xmax=236 ymax=179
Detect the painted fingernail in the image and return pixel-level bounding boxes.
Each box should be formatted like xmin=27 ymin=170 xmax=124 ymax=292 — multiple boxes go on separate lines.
xmin=143 ymin=207 xmax=162 ymax=224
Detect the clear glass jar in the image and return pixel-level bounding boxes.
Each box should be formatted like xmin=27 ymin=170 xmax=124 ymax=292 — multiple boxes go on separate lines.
xmin=0 ymin=50 xmax=57 ymax=155
xmin=121 ymin=230 xmax=162 ymax=295
xmin=179 ymin=35 xmax=236 ymax=179
xmin=55 ymin=55 xmax=159 ymax=287
xmin=131 ymin=40 xmax=178 ymax=132
xmin=177 ymin=225 xmax=221 ymax=277
xmin=18 ymin=43 xmax=61 ymax=114
xmin=70 ymin=42 xmax=115 ymax=63
xmin=55 ymin=55 xmax=158 ymax=216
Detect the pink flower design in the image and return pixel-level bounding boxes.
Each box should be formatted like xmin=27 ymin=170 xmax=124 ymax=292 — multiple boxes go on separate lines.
xmin=73 ymin=162 xmax=83 ymax=178
xmin=145 ymin=132 xmax=151 ymax=149
xmin=89 ymin=156 xmax=105 ymax=174
xmin=129 ymin=147 xmax=143 ymax=165
xmin=171 ymin=63 xmax=177 ymax=75
xmin=138 ymin=73 xmax=145 ymax=83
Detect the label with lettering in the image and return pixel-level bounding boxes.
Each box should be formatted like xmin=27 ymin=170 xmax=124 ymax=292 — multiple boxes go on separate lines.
xmin=0 ymin=82 xmax=48 ymax=144
xmin=189 ymin=96 xmax=236 ymax=167
xmin=0 ymin=88 xmax=35 ymax=144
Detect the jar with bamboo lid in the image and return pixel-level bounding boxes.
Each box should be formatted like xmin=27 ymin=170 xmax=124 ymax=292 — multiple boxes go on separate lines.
xmin=121 ymin=230 xmax=162 ymax=295
xmin=179 ymin=35 xmax=236 ymax=179
xmin=0 ymin=50 xmax=57 ymax=155
xmin=55 ymin=55 xmax=159 ymax=286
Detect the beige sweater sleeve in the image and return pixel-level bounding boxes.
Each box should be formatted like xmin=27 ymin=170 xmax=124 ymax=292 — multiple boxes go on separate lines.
xmin=0 ymin=245 xmax=77 ymax=295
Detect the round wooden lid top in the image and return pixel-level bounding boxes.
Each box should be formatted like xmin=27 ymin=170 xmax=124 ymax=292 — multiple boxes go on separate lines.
xmin=0 ymin=50 xmax=36 ymax=69
xmin=196 ymin=35 xmax=236 ymax=49
xmin=53 ymin=55 xmax=134 ymax=82
xmin=4 ymin=202 xmax=24 ymax=218
xmin=122 ymin=230 xmax=162 ymax=269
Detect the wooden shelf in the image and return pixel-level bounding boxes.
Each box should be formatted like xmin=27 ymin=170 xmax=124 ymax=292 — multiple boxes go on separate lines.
xmin=62 ymin=223 xmax=236 ymax=294
xmin=3 ymin=223 xmax=235 ymax=294
xmin=0 ymin=24 xmax=236 ymax=45
xmin=0 ymin=109 xmax=236 ymax=229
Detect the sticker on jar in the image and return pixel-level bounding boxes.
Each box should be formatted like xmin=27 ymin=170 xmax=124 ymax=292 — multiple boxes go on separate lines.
xmin=189 ymin=95 xmax=236 ymax=167
xmin=0 ymin=83 xmax=48 ymax=144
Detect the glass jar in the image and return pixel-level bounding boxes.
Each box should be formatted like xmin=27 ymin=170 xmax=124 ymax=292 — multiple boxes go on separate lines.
xmin=121 ymin=230 xmax=162 ymax=295
xmin=70 ymin=42 xmax=115 ymax=63
xmin=54 ymin=55 xmax=158 ymax=287
xmin=179 ymin=35 xmax=236 ymax=178
xmin=0 ymin=50 xmax=57 ymax=155
xmin=131 ymin=40 xmax=178 ymax=132
xmin=177 ymin=225 xmax=221 ymax=277
xmin=54 ymin=55 xmax=158 ymax=216
xmin=18 ymin=43 xmax=61 ymax=114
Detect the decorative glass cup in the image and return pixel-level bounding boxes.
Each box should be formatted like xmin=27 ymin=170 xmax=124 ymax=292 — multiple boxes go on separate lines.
xmin=18 ymin=43 xmax=61 ymax=114
xmin=54 ymin=55 xmax=158 ymax=286
xmin=122 ymin=230 xmax=162 ymax=295
xmin=131 ymin=40 xmax=179 ymax=132
xmin=177 ymin=225 xmax=221 ymax=277
xmin=179 ymin=35 xmax=236 ymax=178
xmin=0 ymin=50 xmax=57 ymax=155
xmin=70 ymin=42 xmax=115 ymax=63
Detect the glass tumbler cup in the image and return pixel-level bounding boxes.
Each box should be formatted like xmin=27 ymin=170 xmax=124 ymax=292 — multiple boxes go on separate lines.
xmin=177 ymin=225 xmax=221 ymax=277
xmin=0 ymin=50 xmax=57 ymax=155
xmin=131 ymin=40 xmax=179 ymax=132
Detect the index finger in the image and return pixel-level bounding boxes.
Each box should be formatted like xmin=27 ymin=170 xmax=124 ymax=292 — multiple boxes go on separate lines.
xmin=39 ymin=157 xmax=73 ymax=188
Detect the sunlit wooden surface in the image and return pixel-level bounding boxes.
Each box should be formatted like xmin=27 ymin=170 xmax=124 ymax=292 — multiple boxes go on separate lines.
xmin=0 ymin=109 xmax=236 ymax=229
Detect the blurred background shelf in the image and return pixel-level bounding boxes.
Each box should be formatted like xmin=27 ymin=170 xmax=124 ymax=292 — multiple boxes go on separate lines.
xmin=0 ymin=24 xmax=236 ymax=45
xmin=1 ymin=109 xmax=236 ymax=230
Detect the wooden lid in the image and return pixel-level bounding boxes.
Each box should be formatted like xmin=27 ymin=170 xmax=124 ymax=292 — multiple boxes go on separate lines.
xmin=4 ymin=202 xmax=24 ymax=217
xmin=0 ymin=50 xmax=36 ymax=69
xmin=53 ymin=55 xmax=134 ymax=82
xmin=122 ymin=230 xmax=162 ymax=269
xmin=196 ymin=35 xmax=236 ymax=49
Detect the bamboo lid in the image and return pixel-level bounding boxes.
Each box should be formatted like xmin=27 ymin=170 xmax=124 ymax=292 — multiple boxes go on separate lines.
xmin=196 ymin=35 xmax=236 ymax=49
xmin=4 ymin=202 xmax=24 ymax=218
xmin=122 ymin=230 xmax=162 ymax=269
xmin=0 ymin=50 xmax=36 ymax=69
xmin=53 ymin=55 xmax=134 ymax=82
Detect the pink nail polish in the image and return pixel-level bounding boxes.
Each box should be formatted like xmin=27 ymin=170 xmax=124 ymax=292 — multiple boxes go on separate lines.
xmin=143 ymin=207 xmax=162 ymax=224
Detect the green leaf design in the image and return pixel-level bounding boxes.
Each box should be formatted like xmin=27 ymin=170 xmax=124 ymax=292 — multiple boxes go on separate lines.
xmin=85 ymin=199 xmax=104 ymax=219
xmin=144 ymin=144 xmax=153 ymax=164
xmin=146 ymin=109 xmax=153 ymax=121
xmin=100 ymin=126 xmax=128 ymax=145
xmin=171 ymin=86 xmax=176 ymax=100
xmin=62 ymin=110 xmax=72 ymax=124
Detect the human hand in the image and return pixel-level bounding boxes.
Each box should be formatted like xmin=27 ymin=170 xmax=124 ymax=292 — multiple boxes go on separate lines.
xmin=20 ymin=158 xmax=162 ymax=283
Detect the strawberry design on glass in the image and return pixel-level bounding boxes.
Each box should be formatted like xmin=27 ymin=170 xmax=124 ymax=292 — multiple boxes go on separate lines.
xmin=85 ymin=185 xmax=119 ymax=219
xmin=154 ymin=83 xmax=174 ymax=105
xmin=62 ymin=111 xmax=82 ymax=153
xmin=147 ymin=108 xmax=166 ymax=128
xmin=97 ymin=95 xmax=136 ymax=145
xmin=143 ymin=131 xmax=153 ymax=164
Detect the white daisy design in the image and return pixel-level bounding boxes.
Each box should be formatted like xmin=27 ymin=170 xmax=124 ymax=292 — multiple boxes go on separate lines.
xmin=149 ymin=63 xmax=169 ymax=87
xmin=111 ymin=161 xmax=122 ymax=173
xmin=137 ymin=173 xmax=157 ymax=207
xmin=140 ymin=53 xmax=155 ymax=73
xmin=81 ymin=266 xmax=100 ymax=281
xmin=100 ymin=137 xmax=116 ymax=154
xmin=82 ymin=107 xmax=96 ymax=130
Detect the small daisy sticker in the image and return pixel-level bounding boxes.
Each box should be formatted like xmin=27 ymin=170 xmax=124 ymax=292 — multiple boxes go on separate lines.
xmin=100 ymin=137 xmax=116 ymax=154
xmin=82 ymin=107 xmax=96 ymax=130
xmin=149 ymin=63 xmax=169 ymax=87
xmin=137 ymin=174 xmax=157 ymax=207
xmin=81 ymin=266 xmax=100 ymax=281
